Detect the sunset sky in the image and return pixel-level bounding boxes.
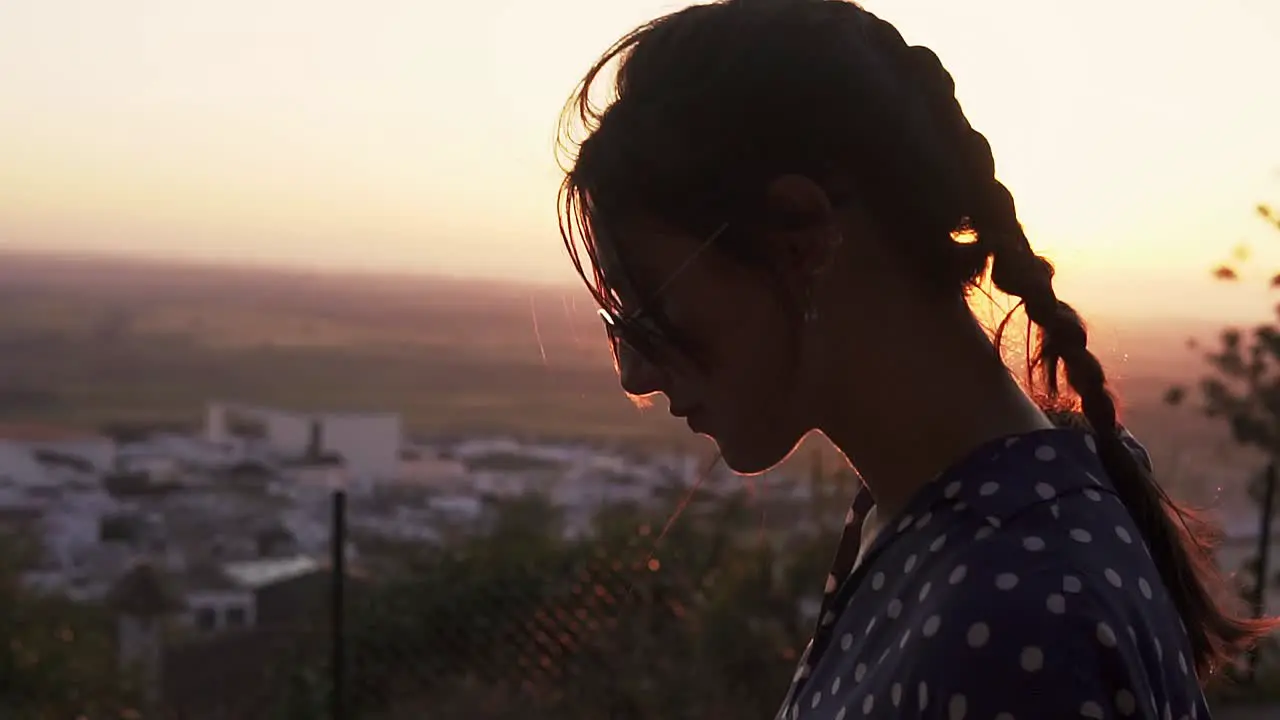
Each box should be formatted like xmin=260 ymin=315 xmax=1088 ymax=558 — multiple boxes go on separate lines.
xmin=1 ymin=0 xmax=1279 ymax=321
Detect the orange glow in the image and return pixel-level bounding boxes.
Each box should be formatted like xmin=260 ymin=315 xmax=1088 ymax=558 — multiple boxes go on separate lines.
xmin=0 ymin=0 xmax=1276 ymax=322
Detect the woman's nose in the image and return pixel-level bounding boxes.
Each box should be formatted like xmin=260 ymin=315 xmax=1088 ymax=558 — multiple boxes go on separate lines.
xmin=617 ymin=342 xmax=666 ymax=397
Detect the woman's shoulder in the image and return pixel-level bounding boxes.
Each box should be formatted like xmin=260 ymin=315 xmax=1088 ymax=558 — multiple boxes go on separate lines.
xmin=895 ymin=528 xmax=1206 ymax=719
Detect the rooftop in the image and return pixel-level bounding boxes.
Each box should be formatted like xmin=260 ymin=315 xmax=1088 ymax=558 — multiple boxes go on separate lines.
xmin=221 ymin=555 xmax=323 ymax=589
xmin=0 ymin=423 xmax=107 ymax=443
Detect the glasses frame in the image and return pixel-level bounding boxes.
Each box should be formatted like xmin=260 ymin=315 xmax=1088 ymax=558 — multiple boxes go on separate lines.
xmin=597 ymin=221 xmax=730 ymax=364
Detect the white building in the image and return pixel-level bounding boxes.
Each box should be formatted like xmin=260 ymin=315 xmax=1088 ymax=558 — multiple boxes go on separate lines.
xmin=0 ymin=423 xmax=117 ymax=474
xmin=205 ymin=401 xmax=402 ymax=480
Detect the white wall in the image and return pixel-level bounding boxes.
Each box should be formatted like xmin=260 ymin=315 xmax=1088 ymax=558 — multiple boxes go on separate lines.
xmin=319 ymin=413 xmax=401 ymax=479
xmin=206 ymin=402 xmax=402 ymax=480
xmin=0 ymin=442 xmax=51 ymax=487
xmin=182 ymin=589 xmax=257 ymax=632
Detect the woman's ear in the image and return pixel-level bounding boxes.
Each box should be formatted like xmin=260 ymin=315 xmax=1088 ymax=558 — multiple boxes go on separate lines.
xmin=760 ymin=174 xmax=844 ymax=292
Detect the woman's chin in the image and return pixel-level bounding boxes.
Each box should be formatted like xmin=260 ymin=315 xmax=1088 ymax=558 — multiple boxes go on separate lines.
xmin=709 ymin=434 xmax=788 ymax=476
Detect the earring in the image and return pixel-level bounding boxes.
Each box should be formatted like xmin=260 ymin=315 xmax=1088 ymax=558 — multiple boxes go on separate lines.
xmin=803 ymin=286 xmax=819 ymax=324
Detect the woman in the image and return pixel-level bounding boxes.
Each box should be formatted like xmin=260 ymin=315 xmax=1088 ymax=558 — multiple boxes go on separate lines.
xmin=556 ymin=0 xmax=1275 ymax=718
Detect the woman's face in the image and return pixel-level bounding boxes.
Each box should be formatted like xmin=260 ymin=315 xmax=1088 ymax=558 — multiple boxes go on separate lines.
xmin=599 ymin=217 xmax=814 ymax=474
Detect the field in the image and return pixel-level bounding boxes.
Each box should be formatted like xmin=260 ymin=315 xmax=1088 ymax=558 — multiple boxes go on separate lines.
xmin=0 ymin=251 xmax=683 ymax=446
xmin=0 ymin=250 xmax=1264 ymax=501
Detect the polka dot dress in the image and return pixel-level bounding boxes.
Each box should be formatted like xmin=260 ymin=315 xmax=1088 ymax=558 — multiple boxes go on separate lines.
xmin=775 ymin=428 xmax=1212 ymax=720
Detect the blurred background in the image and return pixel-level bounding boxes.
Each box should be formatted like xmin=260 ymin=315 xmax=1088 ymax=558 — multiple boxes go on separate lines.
xmin=1 ymin=0 xmax=1279 ymax=718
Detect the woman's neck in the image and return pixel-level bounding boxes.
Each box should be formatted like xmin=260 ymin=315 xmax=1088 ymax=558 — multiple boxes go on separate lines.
xmin=816 ymin=317 xmax=1053 ymax=521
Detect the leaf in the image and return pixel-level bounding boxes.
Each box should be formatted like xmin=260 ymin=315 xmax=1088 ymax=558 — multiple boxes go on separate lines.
xmin=1213 ymin=265 xmax=1239 ymax=281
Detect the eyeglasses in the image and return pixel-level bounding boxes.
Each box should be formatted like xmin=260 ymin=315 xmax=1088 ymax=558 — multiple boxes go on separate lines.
xmin=597 ymin=221 xmax=730 ymax=366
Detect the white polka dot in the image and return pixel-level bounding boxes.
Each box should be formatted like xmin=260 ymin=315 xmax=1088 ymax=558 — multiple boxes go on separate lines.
xmin=1127 ymin=626 xmax=1137 ymax=645
xmin=985 ymin=516 xmax=1002 ymax=528
xmin=1063 ymin=576 xmax=1083 ymax=593
xmin=904 ymin=554 xmax=918 ymax=573
xmin=1116 ymin=690 xmax=1136 ymax=715
xmin=967 ymin=622 xmax=990 ymax=648
xmin=1116 ymin=525 xmax=1133 ymax=544
xmin=1023 ymin=536 xmax=1046 ymax=551
xmin=1047 ymin=593 xmax=1066 ymax=614
xmin=922 ymin=615 xmax=941 ymax=637
xmin=821 ymin=611 xmax=836 ymax=626
xmin=929 ymin=534 xmax=947 ymax=552
xmin=1084 ymin=435 xmax=1097 ymax=453
xmin=811 ymin=691 xmax=822 ymax=708
xmin=887 ymin=598 xmax=903 ymax=619
xmin=825 ymin=574 xmax=837 ymax=593
xmin=898 ymin=515 xmax=914 ymax=532
xmin=891 ymin=683 xmax=902 ymax=707
xmin=918 ymin=682 xmax=930 ymax=710
xmin=954 ymin=501 xmax=968 ymax=512
xmin=1154 ymin=638 xmax=1163 ymax=661
xmin=871 ymin=572 xmax=885 ymax=590
xmin=949 ymin=565 xmax=968 ymax=584
xmin=855 ymin=663 xmax=867 ymax=681
xmin=1051 ymin=503 xmax=1061 ymax=519
xmin=915 ymin=512 xmax=933 ymax=529
xmin=831 ymin=677 xmax=841 ymax=694
xmin=865 ymin=617 xmax=877 ymax=636
xmin=835 ymin=707 xmax=847 ymax=720
xmin=944 ymin=481 xmax=961 ymax=498
xmin=1097 ymin=622 xmax=1118 ymax=648
xmin=1084 ymin=488 xmax=1103 ymax=502
xmin=919 ymin=582 xmax=932 ymax=601
xmin=1081 ymin=700 xmax=1104 ymax=718
xmin=863 ymin=694 xmax=875 ymax=715
xmin=1035 ymin=482 xmax=1056 ymax=499
xmin=1005 ymin=437 xmax=1020 ymax=447
xmin=899 ymin=629 xmax=912 ymax=649
xmin=1178 ymin=652 xmax=1188 ymax=675
xmin=949 ymin=693 xmax=968 ymax=720
xmin=1035 ymin=445 xmax=1057 ymax=461
xmin=975 ymin=526 xmax=995 ymax=540
xmin=1020 ymin=646 xmax=1044 ymax=672
xmin=1070 ymin=528 xmax=1093 ymax=543
xmin=979 ymin=481 xmax=1000 ymax=496
xmin=840 ymin=632 xmax=854 ymax=650
xmin=1105 ymin=568 xmax=1123 ymax=587
xmin=1139 ymin=578 xmax=1153 ymax=599
xmin=996 ymin=572 xmax=1019 ymax=590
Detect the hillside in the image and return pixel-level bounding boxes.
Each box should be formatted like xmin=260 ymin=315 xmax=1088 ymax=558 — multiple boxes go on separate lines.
xmin=0 ymin=250 xmax=1266 ymax=507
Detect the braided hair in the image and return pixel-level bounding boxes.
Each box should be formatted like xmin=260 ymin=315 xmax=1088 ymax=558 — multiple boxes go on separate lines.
xmin=557 ymin=0 xmax=1276 ymax=677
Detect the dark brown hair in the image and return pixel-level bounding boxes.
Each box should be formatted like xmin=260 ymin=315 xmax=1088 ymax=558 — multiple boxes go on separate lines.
xmin=556 ymin=0 xmax=1276 ymax=677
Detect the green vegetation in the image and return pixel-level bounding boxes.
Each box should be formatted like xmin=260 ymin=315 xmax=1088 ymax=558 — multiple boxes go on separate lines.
xmin=0 ymin=540 xmax=140 ymax=719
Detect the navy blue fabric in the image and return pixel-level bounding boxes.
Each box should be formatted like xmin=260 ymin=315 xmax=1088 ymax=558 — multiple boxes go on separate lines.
xmin=777 ymin=428 xmax=1211 ymax=720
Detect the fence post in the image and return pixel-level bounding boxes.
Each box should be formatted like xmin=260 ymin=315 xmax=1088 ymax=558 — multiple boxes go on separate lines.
xmin=1247 ymin=461 xmax=1276 ymax=680
xmin=331 ymin=489 xmax=347 ymax=720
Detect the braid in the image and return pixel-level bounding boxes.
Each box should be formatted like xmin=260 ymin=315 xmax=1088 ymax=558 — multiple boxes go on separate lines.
xmin=865 ymin=18 xmax=1264 ymax=676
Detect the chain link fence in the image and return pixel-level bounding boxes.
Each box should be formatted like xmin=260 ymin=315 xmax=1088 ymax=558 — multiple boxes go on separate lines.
xmin=4 ymin=482 xmax=1279 ymax=719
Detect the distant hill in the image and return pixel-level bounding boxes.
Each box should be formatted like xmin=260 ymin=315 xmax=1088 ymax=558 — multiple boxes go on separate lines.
xmin=0 ymin=249 xmax=1266 ymax=509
